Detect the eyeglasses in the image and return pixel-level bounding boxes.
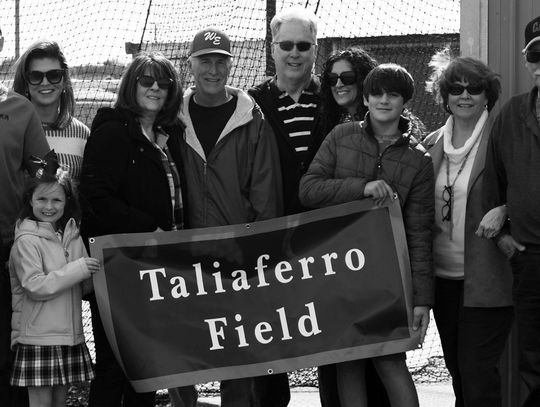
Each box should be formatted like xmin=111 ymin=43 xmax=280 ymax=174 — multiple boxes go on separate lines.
xmin=441 ymin=185 xmax=453 ymax=222
xmin=26 ymin=69 xmax=65 ymax=85
xmin=447 ymin=84 xmax=485 ymax=96
xmin=137 ymin=75 xmax=173 ymax=90
xmin=273 ymin=41 xmax=314 ymax=52
xmin=327 ymin=71 xmax=357 ymax=86
xmin=525 ymin=51 xmax=540 ymax=63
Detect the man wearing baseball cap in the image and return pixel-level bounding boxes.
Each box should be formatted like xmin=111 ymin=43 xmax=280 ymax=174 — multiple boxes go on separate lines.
xmin=0 ymin=25 xmax=49 ymax=407
xmin=482 ymin=15 xmax=540 ymax=406
xmin=177 ymin=27 xmax=283 ymax=406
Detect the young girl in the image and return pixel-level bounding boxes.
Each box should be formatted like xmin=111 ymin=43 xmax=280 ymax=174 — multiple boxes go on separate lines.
xmin=9 ymin=150 xmax=99 ymax=407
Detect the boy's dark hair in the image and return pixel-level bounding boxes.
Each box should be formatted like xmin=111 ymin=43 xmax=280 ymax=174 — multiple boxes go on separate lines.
xmin=362 ymin=63 xmax=414 ymax=103
xmin=19 ymin=172 xmax=81 ymax=231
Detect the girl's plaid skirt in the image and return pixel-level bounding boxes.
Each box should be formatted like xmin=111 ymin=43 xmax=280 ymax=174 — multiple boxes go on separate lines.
xmin=10 ymin=343 xmax=95 ymax=387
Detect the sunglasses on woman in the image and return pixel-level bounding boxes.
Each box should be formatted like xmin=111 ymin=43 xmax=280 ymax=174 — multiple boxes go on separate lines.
xmin=327 ymin=71 xmax=357 ymax=86
xmin=525 ymin=51 xmax=540 ymax=63
xmin=26 ymin=69 xmax=65 ymax=85
xmin=137 ymin=75 xmax=173 ymax=90
xmin=447 ymin=84 xmax=485 ymax=96
xmin=272 ymin=41 xmax=313 ymax=52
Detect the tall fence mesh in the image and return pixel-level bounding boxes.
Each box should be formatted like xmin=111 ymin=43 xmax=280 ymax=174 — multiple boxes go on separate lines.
xmin=1 ymin=0 xmax=459 ymax=396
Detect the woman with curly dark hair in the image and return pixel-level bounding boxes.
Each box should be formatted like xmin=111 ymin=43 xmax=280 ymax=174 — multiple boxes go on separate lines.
xmin=423 ymin=48 xmax=513 ymax=407
xmin=320 ymin=47 xmax=378 ymax=135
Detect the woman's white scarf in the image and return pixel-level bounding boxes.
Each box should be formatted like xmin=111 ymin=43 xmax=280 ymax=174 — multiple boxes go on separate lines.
xmin=441 ymin=109 xmax=488 ymax=163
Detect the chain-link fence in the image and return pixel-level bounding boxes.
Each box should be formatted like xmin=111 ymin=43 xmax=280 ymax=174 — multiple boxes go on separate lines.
xmin=2 ymin=0 xmax=458 ymax=397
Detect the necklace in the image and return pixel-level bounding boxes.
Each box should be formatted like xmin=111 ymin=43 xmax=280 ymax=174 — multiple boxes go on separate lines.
xmin=442 ymin=146 xmax=475 ymax=239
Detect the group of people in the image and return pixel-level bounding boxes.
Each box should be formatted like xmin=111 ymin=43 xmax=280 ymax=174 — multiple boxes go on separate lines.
xmin=1 ymin=6 xmax=540 ymax=407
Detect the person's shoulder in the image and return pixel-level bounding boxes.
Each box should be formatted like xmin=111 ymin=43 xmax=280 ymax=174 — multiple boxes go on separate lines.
xmin=0 ymin=89 xmax=35 ymax=112
xmin=69 ymin=116 xmax=90 ymax=131
xmin=249 ymin=77 xmax=273 ymax=95
xmin=90 ymin=106 xmax=129 ymax=133
xmin=500 ymin=91 xmax=529 ymax=111
xmin=326 ymin=121 xmax=362 ymax=143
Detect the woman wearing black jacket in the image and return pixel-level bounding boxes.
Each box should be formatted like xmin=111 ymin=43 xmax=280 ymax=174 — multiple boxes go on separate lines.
xmin=79 ymin=51 xmax=194 ymax=407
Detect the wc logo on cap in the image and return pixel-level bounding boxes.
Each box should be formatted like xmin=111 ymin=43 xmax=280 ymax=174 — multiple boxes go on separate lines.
xmin=190 ymin=27 xmax=232 ymax=58
xmin=204 ymin=31 xmax=222 ymax=46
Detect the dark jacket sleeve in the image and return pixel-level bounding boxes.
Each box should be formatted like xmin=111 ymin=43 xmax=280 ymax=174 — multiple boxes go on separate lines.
xmin=299 ymin=127 xmax=367 ymax=208
xmin=403 ymin=153 xmax=435 ymax=306
xmin=80 ymin=120 xmax=158 ymax=236
xmin=482 ymin=112 xmax=507 ymax=213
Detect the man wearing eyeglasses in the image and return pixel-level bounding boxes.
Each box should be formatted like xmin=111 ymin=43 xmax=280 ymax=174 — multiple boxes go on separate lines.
xmin=483 ymin=15 xmax=540 ymax=407
xmin=247 ymin=8 xmax=325 ymax=406
xmin=249 ymin=6 xmax=325 ymax=219
xmin=177 ymin=27 xmax=283 ymax=407
xmin=0 ymin=25 xmax=49 ymax=407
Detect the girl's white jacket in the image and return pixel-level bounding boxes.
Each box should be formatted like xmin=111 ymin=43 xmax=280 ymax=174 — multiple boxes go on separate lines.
xmin=9 ymin=218 xmax=92 ymax=349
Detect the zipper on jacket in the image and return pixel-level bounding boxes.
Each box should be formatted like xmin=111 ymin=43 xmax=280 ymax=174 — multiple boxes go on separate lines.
xmin=203 ymin=161 xmax=208 ymax=224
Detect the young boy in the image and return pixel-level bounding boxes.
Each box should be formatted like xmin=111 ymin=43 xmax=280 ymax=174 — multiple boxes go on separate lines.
xmin=299 ymin=63 xmax=434 ymax=407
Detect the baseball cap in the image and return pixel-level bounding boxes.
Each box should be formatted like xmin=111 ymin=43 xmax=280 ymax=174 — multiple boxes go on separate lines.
xmin=523 ymin=16 xmax=540 ymax=52
xmin=190 ymin=28 xmax=232 ymax=58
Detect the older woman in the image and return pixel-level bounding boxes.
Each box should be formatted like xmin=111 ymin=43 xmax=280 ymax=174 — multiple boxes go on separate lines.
xmin=78 ymin=51 xmax=193 ymax=407
xmin=423 ymin=50 xmax=513 ymax=407
xmin=12 ymin=41 xmax=88 ymax=183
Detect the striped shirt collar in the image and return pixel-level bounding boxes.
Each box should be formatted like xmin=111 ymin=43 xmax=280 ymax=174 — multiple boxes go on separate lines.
xmin=269 ymin=75 xmax=319 ymax=98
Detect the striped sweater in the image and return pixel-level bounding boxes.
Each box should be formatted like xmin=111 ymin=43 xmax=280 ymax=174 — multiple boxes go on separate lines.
xmin=43 ymin=117 xmax=89 ymax=182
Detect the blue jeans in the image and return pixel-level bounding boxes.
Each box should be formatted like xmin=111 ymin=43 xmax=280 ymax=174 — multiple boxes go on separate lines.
xmin=433 ymin=277 xmax=513 ymax=407
xmin=510 ymin=252 xmax=540 ymax=405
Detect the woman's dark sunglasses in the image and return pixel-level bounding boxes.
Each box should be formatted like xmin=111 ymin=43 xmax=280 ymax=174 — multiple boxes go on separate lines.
xmin=273 ymin=41 xmax=313 ymax=52
xmin=525 ymin=51 xmax=540 ymax=63
xmin=447 ymin=84 xmax=484 ymax=96
xmin=327 ymin=71 xmax=357 ymax=86
xmin=26 ymin=69 xmax=65 ymax=85
xmin=137 ymin=75 xmax=173 ymax=90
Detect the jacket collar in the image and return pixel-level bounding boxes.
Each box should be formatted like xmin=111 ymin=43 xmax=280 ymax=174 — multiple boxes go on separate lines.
xmin=179 ymin=86 xmax=255 ymax=160
xmin=427 ymin=115 xmax=493 ymax=194
xmin=363 ymin=113 xmax=419 ymax=148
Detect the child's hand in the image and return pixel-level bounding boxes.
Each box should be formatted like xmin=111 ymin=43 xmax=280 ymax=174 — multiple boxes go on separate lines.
xmin=364 ymin=180 xmax=394 ymax=207
xmin=84 ymin=257 xmax=101 ymax=274
xmin=412 ymin=306 xmax=430 ymax=345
